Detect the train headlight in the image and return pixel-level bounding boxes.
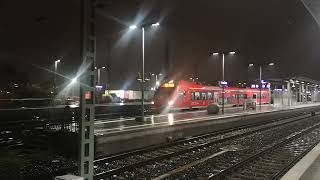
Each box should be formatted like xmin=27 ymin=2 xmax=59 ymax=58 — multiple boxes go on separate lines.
xmin=168 ymin=100 xmax=174 ymax=106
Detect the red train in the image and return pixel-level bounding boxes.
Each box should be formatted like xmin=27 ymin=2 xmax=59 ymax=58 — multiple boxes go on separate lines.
xmin=153 ymin=80 xmax=270 ymax=111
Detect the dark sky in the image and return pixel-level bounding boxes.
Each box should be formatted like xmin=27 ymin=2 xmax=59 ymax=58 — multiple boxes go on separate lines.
xmin=1 ymin=0 xmax=320 ymax=89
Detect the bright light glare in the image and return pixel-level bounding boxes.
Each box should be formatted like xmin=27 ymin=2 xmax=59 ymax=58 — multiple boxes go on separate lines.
xmin=212 ymin=52 xmax=219 ymax=55
xmin=168 ymin=113 xmax=174 ymax=125
xmin=229 ymin=51 xmax=236 ymax=55
xmin=71 ymin=78 xmax=77 ymax=84
xmin=168 ymin=100 xmax=174 ymax=106
xmin=268 ymin=62 xmax=275 ymax=66
xmin=248 ymin=63 xmax=254 ymax=67
xmin=101 ymin=66 xmax=106 ymax=69
xmin=129 ymin=25 xmax=137 ymax=30
xmin=151 ymin=22 xmax=160 ymax=27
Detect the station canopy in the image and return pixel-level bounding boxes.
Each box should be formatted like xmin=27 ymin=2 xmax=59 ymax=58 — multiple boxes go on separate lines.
xmin=301 ymin=0 xmax=320 ymax=26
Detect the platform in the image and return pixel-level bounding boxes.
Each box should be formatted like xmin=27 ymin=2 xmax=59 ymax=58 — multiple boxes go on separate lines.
xmin=94 ymin=103 xmax=320 ymax=134
xmin=94 ymin=103 xmax=320 ymax=156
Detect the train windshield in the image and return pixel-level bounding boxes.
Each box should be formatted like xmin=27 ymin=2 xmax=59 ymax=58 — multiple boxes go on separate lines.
xmin=154 ymin=87 xmax=176 ymax=99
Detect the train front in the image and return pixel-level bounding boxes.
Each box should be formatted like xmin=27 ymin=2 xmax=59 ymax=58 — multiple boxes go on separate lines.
xmin=152 ymin=80 xmax=177 ymax=112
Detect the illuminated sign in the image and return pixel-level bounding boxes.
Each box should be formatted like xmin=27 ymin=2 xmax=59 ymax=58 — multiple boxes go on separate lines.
xmin=261 ymin=80 xmax=267 ymax=84
xmin=161 ymin=82 xmax=175 ymax=88
xmin=220 ymin=81 xmax=228 ymax=85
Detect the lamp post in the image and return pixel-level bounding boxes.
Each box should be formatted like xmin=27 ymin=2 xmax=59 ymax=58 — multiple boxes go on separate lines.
xmin=95 ymin=66 xmax=106 ymax=85
xmin=129 ymin=22 xmax=160 ymax=120
xmin=152 ymin=73 xmax=162 ymax=88
xmin=54 ymin=59 xmax=61 ymax=95
xmin=248 ymin=62 xmax=274 ymax=110
xmin=212 ymin=51 xmax=236 ymax=114
xmin=95 ymin=66 xmax=106 ymax=104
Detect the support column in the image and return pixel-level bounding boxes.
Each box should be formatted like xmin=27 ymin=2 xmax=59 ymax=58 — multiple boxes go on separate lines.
xmin=287 ymin=82 xmax=291 ymax=106
xmin=281 ymin=84 xmax=285 ymax=107
xmin=305 ymin=85 xmax=308 ymax=103
xmin=79 ymin=0 xmax=95 ymax=179
xmin=299 ymin=84 xmax=302 ymax=103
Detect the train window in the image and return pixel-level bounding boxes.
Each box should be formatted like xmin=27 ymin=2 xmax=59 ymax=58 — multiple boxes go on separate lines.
xmin=208 ymin=92 xmax=213 ymax=100
xmin=201 ymin=92 xmax=207 ymax=100
xmin=192 ymin=92 xmax=201 ymax=100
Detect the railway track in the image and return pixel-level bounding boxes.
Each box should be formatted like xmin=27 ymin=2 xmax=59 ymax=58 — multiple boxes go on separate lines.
xmin=94 ymin=111 xmax=319 ymax=179
xmin=209 ymin=123 xmax=320 ymax=180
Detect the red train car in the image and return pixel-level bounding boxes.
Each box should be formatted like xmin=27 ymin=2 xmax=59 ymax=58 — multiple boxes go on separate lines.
xmin=153 ymin=80 xmax=270 ymax=111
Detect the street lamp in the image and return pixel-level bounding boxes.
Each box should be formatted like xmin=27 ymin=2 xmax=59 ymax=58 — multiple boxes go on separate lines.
xmin=212 ymin=51 xmax=236 ymax=114
xmin=129 ymin=22 xmax=160 ymax=120
xmin=96 ymin=66 xmax=107 ymax=85
xmin=95 ymin=66 xmax=107 ymax=104
xmin=54 ymin=59 xmax=61 ymax=95
xmin=248 ymin=62 xmax=275 ymax=110
xmin=151 ymin=73 xmax=162 ymax=88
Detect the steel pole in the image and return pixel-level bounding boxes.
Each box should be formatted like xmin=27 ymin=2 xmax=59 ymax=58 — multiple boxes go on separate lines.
xmin=97 ymin=68 xmax=101 ymax=85
xmin=222 ymin=53 xmax=225 ymax=114
xmin=259 ymin=65 xmax=262 ymax=110
xmin=54 ymin=61 xmax=57 ymax=94
xmin=141 ymin=27 xmax=145 ymax=120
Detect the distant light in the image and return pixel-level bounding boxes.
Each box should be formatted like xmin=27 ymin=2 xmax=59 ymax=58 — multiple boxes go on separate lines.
xmin=56 ymin=59 xmax=61 ymax=63
xmin=101 ymin=66 xmax=106 ymax=69
xmin=159 ymin=73 xmax=163 ymax=76
xmin=261 ymin=80 xmax=267 ymax=84
xmin=168 ymin=100 xmax=174 ymax=106
xmin=169 ymin=80 xmax=174 ymax=83
xmin=95 ymin=85 xmax=103 ymax=89
xmin=212 ymin=52 xmax=219 ymax=56
xmin=220 ymin=81 xmax=228 ymax=85
xmin=129 ymin=25 xmax=137 ymax=30
xmin=268 ymin=62 xmax=275 ymax=66
xmin=229 ymin=51 xmax=236 ymax=55
xmin=189 ymin=77 xmax=193 ymax=80
xmin=248 ymin=63 xmax=254 ymax=67
xmin=151 ymin=101 xmax=155 ymax=104
xmin=71 ymin=78 xmax=77 ymax=84
xmin=156 ymin=81 xmax=160 ymax=86
xmin=95 ymin=67 xmax=97 ymax=69
xmin=151 ymin=73 xmax=155 ymax=76
xmin=151 ymin=22 xmax=160 ymax=27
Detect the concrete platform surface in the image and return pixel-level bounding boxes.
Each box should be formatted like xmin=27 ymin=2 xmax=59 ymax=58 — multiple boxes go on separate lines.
xmin=94 ymin=103 xmax=320 ymax=135
xmin=95 ymin=103 xmax=320 ymax=156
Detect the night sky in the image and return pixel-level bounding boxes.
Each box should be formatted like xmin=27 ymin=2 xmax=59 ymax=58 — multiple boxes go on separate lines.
xmin=1 ymin=0 xmax=320 ymax=89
